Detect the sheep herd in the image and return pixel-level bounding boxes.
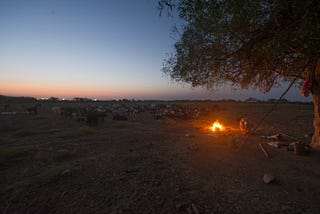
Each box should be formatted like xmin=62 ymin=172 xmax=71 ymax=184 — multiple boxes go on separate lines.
xmin=48 ymin=102 xmax=218 ymax=126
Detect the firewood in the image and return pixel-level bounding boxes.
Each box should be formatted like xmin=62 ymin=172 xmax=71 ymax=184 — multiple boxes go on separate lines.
xmin=191 ymin=203 xmax=199 ymax=214
xmin=259 ymin=143 xmax=270 ymax=159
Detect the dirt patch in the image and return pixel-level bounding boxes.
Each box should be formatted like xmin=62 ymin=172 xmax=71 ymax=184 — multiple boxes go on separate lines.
xmin=1 ymin=101 xmax=319 ymax=213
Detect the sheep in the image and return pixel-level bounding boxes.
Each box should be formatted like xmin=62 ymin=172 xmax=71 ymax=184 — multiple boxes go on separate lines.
xmin=60 ymin=107 xmax=77 ymax=118
xmin=112 ymin=113 xmax=128 ymax=121
xmin=85 ymin=111 xmax=101 ymax=126
xmin=26 ymin=106 xmax=38 ymax=115
xmin=51 ymin=106 xmax=61 ymax=114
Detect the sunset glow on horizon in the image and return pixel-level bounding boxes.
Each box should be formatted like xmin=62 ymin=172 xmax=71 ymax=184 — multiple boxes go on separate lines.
xmin=0 ymin=78 xmax=216 ymax=100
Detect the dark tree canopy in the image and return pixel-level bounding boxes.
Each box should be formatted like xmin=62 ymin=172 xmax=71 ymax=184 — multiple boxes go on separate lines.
xmin=160 ymin=0 xmax=320 ymax=92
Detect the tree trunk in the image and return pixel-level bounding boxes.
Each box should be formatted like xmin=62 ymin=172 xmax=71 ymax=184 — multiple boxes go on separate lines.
xmin=311 ymin=60 xmax=320 ymax=149
xmin=311 ymin=88 xmax=320 ymax=149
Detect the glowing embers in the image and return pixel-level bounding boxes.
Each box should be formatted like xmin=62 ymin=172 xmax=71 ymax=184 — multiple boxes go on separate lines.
xmin=210 ymin=120 xmax=224 ymax=132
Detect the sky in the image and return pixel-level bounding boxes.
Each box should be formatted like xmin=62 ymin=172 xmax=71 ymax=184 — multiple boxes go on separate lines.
xmin=0 ymin=0 xmax=312 ymax=102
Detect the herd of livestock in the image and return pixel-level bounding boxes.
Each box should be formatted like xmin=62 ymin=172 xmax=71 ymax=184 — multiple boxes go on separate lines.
xmin=1 ymin=102 xmax=220 ymax=126
xmin=47 ymin=102 xmax=218 ymax=126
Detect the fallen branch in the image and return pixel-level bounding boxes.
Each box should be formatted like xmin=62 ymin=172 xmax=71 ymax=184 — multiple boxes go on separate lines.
xmin=259 ymin=143 xmax=270 ymax=159
xmin=279 ymin=132 xmax=297 ymax=140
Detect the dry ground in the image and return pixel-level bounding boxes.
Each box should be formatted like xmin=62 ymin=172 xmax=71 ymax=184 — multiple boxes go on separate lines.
xmin=1 ymin=102 xmax=320 ymax=213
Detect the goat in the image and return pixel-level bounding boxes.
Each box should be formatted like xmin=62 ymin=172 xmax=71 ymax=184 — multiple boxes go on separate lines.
xmin=112 ymin=113 xmax=128 ymax=121
xmin=60 ymin=107 xmax=77 ymax=118
xmin=86 ymin=111 xmax=100 ymax=126
xmin=26 ymin=106 xmax=38 ymax=115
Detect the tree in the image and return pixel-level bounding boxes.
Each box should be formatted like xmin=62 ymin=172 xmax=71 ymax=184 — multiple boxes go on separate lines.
xmin=48 ymin=97 xmax=60 ymax=102
xmin=159 ymin=0 xmax=320 ymax=148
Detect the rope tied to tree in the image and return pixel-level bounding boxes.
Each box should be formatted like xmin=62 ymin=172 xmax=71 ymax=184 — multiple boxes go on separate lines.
xmin=239 ymin=62 xmax=310 ymax=148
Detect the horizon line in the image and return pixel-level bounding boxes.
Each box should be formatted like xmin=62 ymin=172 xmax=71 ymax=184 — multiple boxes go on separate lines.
xmin=0 ymin=94 xmax=312 ymax=103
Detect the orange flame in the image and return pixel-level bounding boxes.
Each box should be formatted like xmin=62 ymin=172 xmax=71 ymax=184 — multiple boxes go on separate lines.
xmin=210 ymin=120 xmax=224 ymax=132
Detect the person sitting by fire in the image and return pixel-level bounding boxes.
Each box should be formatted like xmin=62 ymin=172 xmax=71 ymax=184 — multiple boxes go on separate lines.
xmin=239 ymin=117 xmax=249 ymax=133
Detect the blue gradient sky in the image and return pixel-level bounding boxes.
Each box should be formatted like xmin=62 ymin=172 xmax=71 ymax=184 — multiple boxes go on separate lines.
xmin=0 ymin=0 xmax=311 ymax=101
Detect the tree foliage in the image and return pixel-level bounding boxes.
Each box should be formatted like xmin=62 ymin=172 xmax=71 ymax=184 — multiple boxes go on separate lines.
xmin=160 ymin=0 xmax=320 ymax=92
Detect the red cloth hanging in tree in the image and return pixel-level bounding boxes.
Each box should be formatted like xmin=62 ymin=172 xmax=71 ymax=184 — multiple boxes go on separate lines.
xmin=301 ymin=73 xmax=313 ymax=97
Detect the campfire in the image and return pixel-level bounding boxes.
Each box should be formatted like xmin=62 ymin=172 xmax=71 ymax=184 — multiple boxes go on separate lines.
xmin=207 ymin=120 xmax=238 ymax=133
xmin=210 ymin=120 xmax=225 ymax=132
xmin=200 ymin=119 xmax=238 ymax=135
